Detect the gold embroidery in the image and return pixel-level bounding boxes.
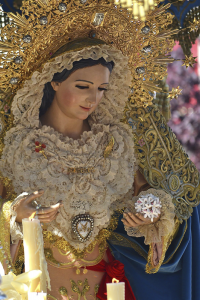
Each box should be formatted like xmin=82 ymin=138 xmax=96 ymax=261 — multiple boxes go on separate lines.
xmin=104 ymin=136 xmax=115 ymax=159
xmin=43 ymin=209 xmax=123 ymax=265
xmin=71 ymin=278 xmax=90 ymax=300
xmin=0 ymin=201 xmax=16 ymax=274
xmin=164 ymin=219 xmax=187 ymax=265
xmin=146 ymin=217 xmax=182 ymax=273
xmin=59 ymin=286 xmax=68 ymax=296
xmin=109 ymin=232 xmax=148 ymax=260
xmin=94 ymin=284 xmax=99 ymax=297
xmin=47 ymin=295 xmax=57 ymax=300
xmin=123 ymin=104 xmax=200 ymax=222
xmin=58 ymin=282 xmax=99 ymax=300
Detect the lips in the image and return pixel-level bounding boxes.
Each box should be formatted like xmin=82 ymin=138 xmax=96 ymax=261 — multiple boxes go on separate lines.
xmin=80 ymin=106 xmax=91 ymax=111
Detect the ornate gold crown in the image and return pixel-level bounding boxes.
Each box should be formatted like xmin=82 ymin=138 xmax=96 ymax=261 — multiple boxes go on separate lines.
xmin=0 ymin=0 xmax=177 ymax=135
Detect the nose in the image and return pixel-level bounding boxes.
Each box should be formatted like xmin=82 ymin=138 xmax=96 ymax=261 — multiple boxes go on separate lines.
xmin=86 ymin=90 xmax=97 ymax=105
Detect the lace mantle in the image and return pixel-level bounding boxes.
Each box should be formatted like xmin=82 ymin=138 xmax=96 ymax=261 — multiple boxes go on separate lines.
xmin=11 ymin=45 xmax=132 ymax=128
xmin=0 ymin=45 xmax=137 ymax=249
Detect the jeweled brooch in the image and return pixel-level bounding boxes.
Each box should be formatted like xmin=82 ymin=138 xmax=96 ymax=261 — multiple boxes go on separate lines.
xmin=71 ymin=214 xmax=94 ymax=242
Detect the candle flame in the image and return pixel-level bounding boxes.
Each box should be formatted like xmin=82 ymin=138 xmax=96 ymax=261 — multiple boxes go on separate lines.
xmin=112 ymin=278 xmax=119 ymax=283
xmin=29 ymin=212 xmax=36 ymax=220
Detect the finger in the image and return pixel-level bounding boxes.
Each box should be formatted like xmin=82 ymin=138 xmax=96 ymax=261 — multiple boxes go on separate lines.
xmin=37 ymin=202 xmax=62 ymax=214
xmin=136 ymin=213 xmax=157 ymax=224
xmin=123 ymin=213 xmax=141 ymax=226
xmin=37 ymin=210 xmax=57 ymax=219
xmin=38 ymin=212 xmax=59 ymax=223
xmin=124 ymin=212 xmax=145 ymax=226
xmin=25 ymin=190 xmax=44 ymax=204
xmin=23 ymin=207 xmax=37 ymax=219
xmin=135 ymin=213 xmax=150 ymax=222
xmin=121 ymin=218 xmax=137 ymax=227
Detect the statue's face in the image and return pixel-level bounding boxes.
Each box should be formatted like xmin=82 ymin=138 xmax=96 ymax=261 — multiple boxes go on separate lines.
xmin=51 ymin=64 xmax=110 ymax=120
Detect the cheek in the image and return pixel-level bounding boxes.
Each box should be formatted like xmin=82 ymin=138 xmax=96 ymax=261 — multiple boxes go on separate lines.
xmin=57 ymin=88 xmax=77 ymax=106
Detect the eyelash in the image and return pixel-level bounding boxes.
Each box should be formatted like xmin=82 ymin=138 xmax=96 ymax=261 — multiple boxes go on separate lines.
xmin=75 ymin=85 xmax=107 ymax=91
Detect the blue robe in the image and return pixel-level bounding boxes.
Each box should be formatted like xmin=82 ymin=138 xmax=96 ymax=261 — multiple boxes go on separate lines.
xmin=109 ymin=206 xmax=200 ymax=300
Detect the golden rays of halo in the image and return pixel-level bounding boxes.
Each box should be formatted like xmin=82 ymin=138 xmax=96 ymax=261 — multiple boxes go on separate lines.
xmin=167 ymin=87 xmax=182 ymax=100
xmin=0 ymin=0 xmax=177 ymax=109
xmin=182 ymin=55 xmax=197 ymax=68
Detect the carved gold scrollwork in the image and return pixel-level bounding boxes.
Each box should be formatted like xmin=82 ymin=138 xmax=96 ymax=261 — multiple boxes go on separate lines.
xmin=123 ymin=104 xmax=200 ymax=221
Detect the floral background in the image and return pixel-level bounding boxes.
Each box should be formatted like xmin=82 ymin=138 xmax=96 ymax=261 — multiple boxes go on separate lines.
xmin=167 ymin=41 xmax=200 ymax=171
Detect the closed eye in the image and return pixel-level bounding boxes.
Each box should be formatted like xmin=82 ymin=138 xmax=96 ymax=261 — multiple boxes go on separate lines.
xmin=76 ymin=85 xmax=88 ymax=89
xmin=76 ymin=85 xmax=107 ymax=91
xmin=98 ymin=87 xmax=107 ymax=91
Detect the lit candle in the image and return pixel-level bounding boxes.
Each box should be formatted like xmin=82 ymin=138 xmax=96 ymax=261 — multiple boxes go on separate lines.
xmin=22 ymin=218 xmax=50 ymax=293
xmin=106 ymin=278 xmax=125 ymax=300
xmin=28 ymin=292 xmax=47 ymax=300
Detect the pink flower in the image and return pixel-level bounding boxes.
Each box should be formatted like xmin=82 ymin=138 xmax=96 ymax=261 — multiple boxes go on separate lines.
xmin=138 ymin=138 xmax=145 ymax=147
xmin=4 ymin=104 xmax=9 ymax=113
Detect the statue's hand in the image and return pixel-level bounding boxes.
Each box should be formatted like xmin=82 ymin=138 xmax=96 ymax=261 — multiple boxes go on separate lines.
xmin=15 ymin=190 xmax=63 ymax=223
xmin=121 ymin=212 xmax=160 ymax=227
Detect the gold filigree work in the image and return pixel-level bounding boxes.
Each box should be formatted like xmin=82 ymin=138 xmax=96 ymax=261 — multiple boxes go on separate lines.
xmin=123 ymin=104 xmax=200 ymax=221
xmin=0 ymin=0 xmax=176 ymax=140
xmin=71 ymin=278 xmax=90 ymax=300
xmin=42 ymin=209 xmax=123 ymax=267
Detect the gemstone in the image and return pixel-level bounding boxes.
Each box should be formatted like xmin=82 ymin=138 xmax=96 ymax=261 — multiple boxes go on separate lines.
xmin=143 ymin=45 xmax=151 ymax=53
xmin=80 ymin=0 xmax=87 ymax=3
xmin=14 ymin=56 xmax=23 ymax=64
xmin=10 ymin=77 xmax=19 ymax=84
xmin=71 ymin=214 xmax=94 ymax=242
xmin=58 ymin=3 xmax=67 ymax=12
xmin=0 ymin=246 xmax=2 ymax=249
xmin=141 ymin=25 xmax=150 ymax=34
xmin=136 ymin=67 xmax=145 ymax=74
xmin=39 ymin=16 xmax=48 ymax=25
xmin=23 ymin=35 xmax=32 ymax=43
xmin=93 ymin=13 xmax=105 ymax=26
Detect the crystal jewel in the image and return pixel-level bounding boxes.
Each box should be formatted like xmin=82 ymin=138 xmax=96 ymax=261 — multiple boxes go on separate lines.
xmin=23 ymin=35 xmax=32 ymax=43
xmin=59 ymin=3 xmax=67 ymax=12
xmin=136 ymin=67 xmax=145 ymax=74
xmin=93 ymin=13 xmax=105 ymax=26
xmin=80 ymin=0 xmax=87 ymax=3
xmin=71 ymin=214 xmax=94 ymax=242
xmin=10 ymin=77 xmax=19 ymax=84
xmin=141 ymin=25 xmax=150 ymax=34
xmin=39 ymin=16 xmax=48 ymax=25
xmin=14 ymin=56 xmax=23 ymax=64
xmin=143 ymin=45 xmax=152 ymax=53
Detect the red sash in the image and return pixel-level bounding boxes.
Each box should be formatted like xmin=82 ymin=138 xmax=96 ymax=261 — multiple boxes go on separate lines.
xmin=85 ymin=249 xmax=136 ymax=300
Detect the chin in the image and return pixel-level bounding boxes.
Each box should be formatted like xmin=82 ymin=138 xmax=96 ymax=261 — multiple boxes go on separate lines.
xmin=76 ymin=114 xmax=89 ymax=120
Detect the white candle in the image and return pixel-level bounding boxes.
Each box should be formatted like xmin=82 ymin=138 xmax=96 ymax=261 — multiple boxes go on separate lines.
xmin=22 ymin=218 xmax=50 ymax=293
xmin=28 ymin=292 xmax=47 ymax=300
xmin=107 ymin=280 xmax=125 ymax=300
